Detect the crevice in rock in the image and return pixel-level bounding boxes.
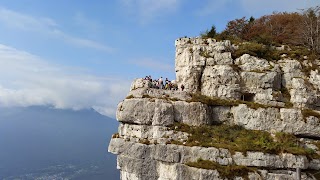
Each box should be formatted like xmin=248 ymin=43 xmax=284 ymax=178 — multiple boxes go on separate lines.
xmin=198 ymin=55 xmax=207 ymax=93
xmin=121 ymin=121 xmax=148 ymax=126
xmin=295 ymin=134 xmax=320 ymax=140
xmin=241 ymin=93 xmax=255 ymax=102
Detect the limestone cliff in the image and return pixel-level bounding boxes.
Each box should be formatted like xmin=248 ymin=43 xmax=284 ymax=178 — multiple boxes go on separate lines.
xmin=109 ymin=37 xmax=320 ymax=180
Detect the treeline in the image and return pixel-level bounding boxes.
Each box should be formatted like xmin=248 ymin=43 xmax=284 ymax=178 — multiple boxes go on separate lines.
xmin=202 ymin=6 xmax=320 ymax=55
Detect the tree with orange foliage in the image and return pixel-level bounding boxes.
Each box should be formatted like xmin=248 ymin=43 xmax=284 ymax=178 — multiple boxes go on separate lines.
xmin=244 ymin=12 xmax=304 ymax=45
xmin=201 ymin=5 xmax=320 ymax=55
xmin=224 ymin=17 xmax=248 ymax=40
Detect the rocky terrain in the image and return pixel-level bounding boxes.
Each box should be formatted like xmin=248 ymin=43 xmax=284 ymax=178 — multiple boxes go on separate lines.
xmin=109 ymin=37 xmax=320 ymax=179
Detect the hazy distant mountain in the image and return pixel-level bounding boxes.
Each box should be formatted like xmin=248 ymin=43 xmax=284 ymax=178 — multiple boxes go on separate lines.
xmin=0 ymin=106 xmax=119 ymax=179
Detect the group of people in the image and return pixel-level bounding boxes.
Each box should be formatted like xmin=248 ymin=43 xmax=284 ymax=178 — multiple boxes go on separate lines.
xmin=144 ymin=75 xmax=184 ymax=91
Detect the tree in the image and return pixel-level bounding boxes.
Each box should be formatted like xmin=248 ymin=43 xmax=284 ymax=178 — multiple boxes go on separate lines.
xmin=241 ymin=13 xmax=304 ymax=45
xmin=199 ymin=5 xmax=320 ymax=56
xmin=267 ymin=12 xmax=304 ymax=45
xmin=243 ymin=15 xmax=270 ymax=43
xmin=207 ymin=25 xmax=217 ymax=38
xmin=301 ymin=6 xmax=320 ymax=53
xmin=201 ymin=25 xmax=217 ymax=38
xmin=224 ymin=17 xmax=249 ymax=40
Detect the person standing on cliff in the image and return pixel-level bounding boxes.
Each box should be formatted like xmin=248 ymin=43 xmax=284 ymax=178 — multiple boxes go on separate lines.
xmin=181 ymin=84 xmax=185 ymax=91
xmin=159 ymin=77 xmax=163 ymax=89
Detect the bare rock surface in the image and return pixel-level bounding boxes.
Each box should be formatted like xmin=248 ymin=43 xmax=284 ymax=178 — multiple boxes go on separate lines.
xmin=109 ymin=37 xmax=320 ymax=180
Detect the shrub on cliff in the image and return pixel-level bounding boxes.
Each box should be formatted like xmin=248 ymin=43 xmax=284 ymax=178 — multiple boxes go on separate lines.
xmin=232 ymin=42 xmax=280 ymax=60
xmin=169 ymin=122 xmax=319 ymax=158
xmin=200 ymin=25 xmax=217 ymax=38
xmin=186 ymin=159 xmax=256 ymax=180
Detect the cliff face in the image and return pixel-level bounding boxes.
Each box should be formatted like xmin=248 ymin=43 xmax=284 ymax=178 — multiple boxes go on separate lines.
xmin=109 ymin=37 xmax=320 ymax=180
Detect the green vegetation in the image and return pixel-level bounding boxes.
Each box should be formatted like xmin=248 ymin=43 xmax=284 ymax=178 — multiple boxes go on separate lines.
xmin=187 ymin=93 xmax=238 ymax=106
xmin=185 ymin=159 xmax=256 ymax=180
xmin=168 ymin=122 xmax=319 ymax=158
xmin=188 ymin=90 xmax=291 ymax=109
xmin=199 ymin=49 xmax=211 ymax=58
xmin=139 ymin=138 xmax=151 ymax=145
xmin=231 ymin=41 xmax=317 ymax=61
xmin=279 ymin=87 xmax=293 ymax=108
xmin=232 ymin=42 xmax=281 ymax=61
xmin=313 ymin=141 xmax=320 ymax=150
xmin=169 ymin=97 xmax=179 ymax=101
xmin=302 ymin=109 xmax=320 ymax=119
xmin=301 ymin=60 xmax=320 ymax=76
xmin=187 ymin=93 xmax=269 ymax=109
xmin=140 ymin=94 xmax=180 ymax=102
xmin=200 ymin=25 xmax=217 ymax=39
xmin=201 ymin=6 xmax=320 ymax=60
xmin=126 ymin=95 xmax=134 ymax=99
xmin=274 ymin=132 xmax=310 ymax=155
xmin=232 ymin=41 xmax=319 ymax=61
xmin=284 ymin=46 xmax=311 ymax=60
xmin=142 ymin=94 xmax=152 ymax=98
xmin=112 ymin=133 xmax=120 ymax=138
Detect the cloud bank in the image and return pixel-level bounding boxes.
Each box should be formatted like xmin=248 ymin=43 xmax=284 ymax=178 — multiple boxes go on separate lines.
xmin=0 ymin=44 xmax=130 ymax=117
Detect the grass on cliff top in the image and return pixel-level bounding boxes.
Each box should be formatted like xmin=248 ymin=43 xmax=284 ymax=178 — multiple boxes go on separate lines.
xmin=126 ymin=95 xmax=134 ymax=99
xmin=232 ymin=42 xmax=318 ymax=61
xmin=186 ymin=159 xmax=256 ymax=180
xmin=187 ymin=93 xmax=270 ymax=109
xmin=168 ymin=123 xmax=319 ymax=158
xmin=314 ymin=141 xmax=320 ymax=150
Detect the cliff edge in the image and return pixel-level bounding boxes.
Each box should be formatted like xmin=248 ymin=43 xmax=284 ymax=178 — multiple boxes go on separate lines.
xmin=109 ymin=37 xmax=320 ymax=180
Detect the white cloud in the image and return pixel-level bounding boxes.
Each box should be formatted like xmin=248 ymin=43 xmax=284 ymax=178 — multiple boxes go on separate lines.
xmin=129 ymin=58 xmax=174 ymax=72
xmin=73 ymin=12 xmax=102 ymax=33
xmin=196 ymin=0 xmax=319 ymax=18
xmin=120 ymin=0 xmax=180 ymax=24
xmin=0 ymin=44 xmax=130 ymax=117
xmin=195 ymin=0 xmax=232 ymax=16
xmin=239 ymin=0 xmax=320 ymax=15
xmin=51 ymin=29 xmax=114 ymax=53
xmin=0 ymin=7 xmax=58 ymax=32
xmin=0 ymin=7 xmax=114 ymax=53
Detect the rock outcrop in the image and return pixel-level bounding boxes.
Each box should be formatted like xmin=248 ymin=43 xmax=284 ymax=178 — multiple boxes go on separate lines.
xmin=109 ymin=37 xmax=320 ymax=180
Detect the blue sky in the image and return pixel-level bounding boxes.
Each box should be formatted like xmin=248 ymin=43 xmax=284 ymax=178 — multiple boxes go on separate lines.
xmin=0 ymin=0 xmax=318 ymax=117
